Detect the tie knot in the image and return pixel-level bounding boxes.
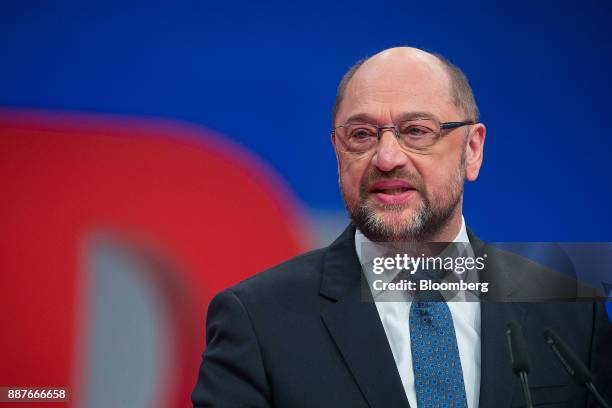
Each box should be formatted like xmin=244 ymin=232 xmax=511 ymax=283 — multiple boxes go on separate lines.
xmin=400 ymin=266 xmax=447 ymax=302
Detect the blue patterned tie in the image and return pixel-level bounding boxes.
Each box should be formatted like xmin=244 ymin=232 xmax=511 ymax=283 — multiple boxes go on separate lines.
xmin=409 ymin=296 xmax=468 ymax=407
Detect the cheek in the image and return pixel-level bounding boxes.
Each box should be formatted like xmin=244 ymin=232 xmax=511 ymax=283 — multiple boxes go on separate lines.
xmin=413 ymin=155 xmax=460 ymax=194
xmin=339 ymin=155 xmax=370 ymax=198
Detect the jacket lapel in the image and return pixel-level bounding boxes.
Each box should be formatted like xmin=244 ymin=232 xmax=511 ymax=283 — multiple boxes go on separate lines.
xmin=320 ymin=224 xmax=411 ymax=408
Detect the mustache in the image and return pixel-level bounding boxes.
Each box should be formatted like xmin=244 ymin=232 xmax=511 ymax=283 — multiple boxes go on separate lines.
xmin=359 ymin=168 xmax=426 ymax=195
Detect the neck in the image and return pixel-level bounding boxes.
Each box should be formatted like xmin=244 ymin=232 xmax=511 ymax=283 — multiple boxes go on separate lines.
xmin=427 ymin=203 xmax=463 ymax=242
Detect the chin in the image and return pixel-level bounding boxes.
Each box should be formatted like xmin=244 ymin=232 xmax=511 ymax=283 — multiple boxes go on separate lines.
xmin=368 ymin=199 xmax=419 ymax=221
xmin=362 ymin=206 xmax=423 ymax=240
xmin=372 ymin=207 xmax=414 ymax=226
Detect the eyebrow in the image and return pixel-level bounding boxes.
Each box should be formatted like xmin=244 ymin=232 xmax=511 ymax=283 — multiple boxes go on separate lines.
xmin=343 ymin=111 xmax=440 ymax=124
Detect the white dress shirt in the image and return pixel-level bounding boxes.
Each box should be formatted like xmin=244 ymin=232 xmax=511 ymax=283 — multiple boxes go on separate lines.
xmin=355 ymin=217 xmax=481 ymax=408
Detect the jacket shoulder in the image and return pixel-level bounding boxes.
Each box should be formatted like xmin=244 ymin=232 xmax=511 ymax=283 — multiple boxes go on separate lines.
xmin=227 ymin=246 xmax=328 ymax=302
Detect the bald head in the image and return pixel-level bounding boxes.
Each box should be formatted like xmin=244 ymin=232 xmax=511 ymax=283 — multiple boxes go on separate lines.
xmin=332 ymin=47 xmax=479 ymax=126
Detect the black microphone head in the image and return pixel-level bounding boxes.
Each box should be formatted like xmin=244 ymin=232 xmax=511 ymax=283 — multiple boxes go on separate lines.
xmin=507 ymin=320 xmax=530 ymax=375
xmin=543 ymin=328 xmax=593 ymax=384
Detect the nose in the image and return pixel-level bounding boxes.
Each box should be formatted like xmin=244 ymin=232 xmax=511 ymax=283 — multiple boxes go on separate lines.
xmin=371 ymin=128 xmax=409 ymax=172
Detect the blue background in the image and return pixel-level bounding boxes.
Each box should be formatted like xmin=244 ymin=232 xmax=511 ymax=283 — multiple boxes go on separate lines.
xmin=2 ymin=0 xmax=611 ymax=243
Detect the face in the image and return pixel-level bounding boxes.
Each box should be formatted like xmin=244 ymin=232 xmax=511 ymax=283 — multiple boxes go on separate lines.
xmin=332 ymin=49 xmax=485 ymax=242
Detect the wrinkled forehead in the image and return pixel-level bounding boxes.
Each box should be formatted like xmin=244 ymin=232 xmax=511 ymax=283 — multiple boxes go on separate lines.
xmin=338 ymin=54 xmax=456 ymax=124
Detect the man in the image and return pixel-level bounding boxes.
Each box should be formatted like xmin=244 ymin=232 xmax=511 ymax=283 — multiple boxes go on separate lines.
xmin=192 ymin=47 xmax=611 ymax=407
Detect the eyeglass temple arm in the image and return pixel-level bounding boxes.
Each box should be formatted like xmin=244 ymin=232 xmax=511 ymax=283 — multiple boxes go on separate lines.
xmin=440 ymin=120 xmax=475 ymax=130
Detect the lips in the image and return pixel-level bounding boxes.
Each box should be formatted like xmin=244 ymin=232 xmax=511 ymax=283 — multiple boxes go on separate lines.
xmin=368 ymin=180 xmax=416 ymax=205
xmin=369 ymin=180 xmax=414 ymax=194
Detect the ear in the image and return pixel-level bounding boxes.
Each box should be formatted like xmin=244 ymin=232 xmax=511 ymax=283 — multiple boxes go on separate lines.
xmin=464 ymin=123 xmax=486 ymax=182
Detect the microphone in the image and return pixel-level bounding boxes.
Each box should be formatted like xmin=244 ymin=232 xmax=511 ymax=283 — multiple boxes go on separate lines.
xmin=507 ymin=320 xmax=533 ymax=408
xmin=543 ymin=328 xmax=611 ymax=408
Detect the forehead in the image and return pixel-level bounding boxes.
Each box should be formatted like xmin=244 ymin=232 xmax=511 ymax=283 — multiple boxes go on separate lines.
xmin=338 ymin=54 xmax=456 ymax=123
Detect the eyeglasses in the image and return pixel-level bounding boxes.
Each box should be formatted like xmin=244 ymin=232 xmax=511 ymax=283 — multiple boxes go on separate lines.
xmin=332 ymin=118 xmax=474 ymax=154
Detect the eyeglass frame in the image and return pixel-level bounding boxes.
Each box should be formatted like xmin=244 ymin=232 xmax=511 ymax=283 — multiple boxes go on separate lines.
xmin=331 ymin=118 xmax=475 ymax=153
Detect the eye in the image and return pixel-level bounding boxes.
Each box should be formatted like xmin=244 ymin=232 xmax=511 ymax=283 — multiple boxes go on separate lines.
xmin=402 ymin=125 xmax=431 ymax=138
xmin=349 ymin=127 xmax=376 ymax=140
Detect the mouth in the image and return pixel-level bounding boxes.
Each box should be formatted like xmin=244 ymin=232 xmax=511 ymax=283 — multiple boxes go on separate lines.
xmin=371 ymin=187 xmax=412 ymax=195
xmin=368 ymin=180 xmax=417 ymax=205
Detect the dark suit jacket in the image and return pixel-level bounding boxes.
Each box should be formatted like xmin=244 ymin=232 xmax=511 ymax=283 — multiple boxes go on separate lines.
xmin=192 ymin=224 xmax=612 ymax=407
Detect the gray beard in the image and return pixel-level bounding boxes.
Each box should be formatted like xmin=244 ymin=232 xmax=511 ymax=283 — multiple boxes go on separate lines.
xmin=343 ymin=152 xmax=466 ymax=242
xmin=349 ymin=188 xmax=460 ymax=242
